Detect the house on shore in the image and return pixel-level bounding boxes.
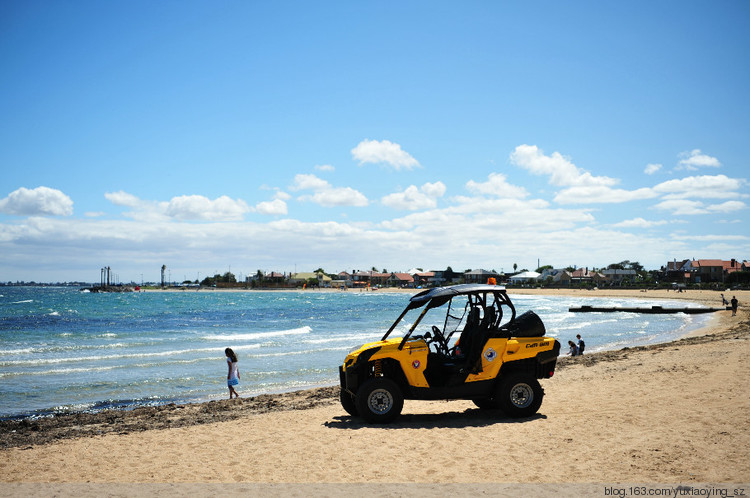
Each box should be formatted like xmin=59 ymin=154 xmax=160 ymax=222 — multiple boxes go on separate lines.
xmin=288 ymin=271 xmax=332 ymax=287
xmin=663 ymin=258 xmax=746 ymax=284
xmin=508 ymin=271 xmax=541 ymax=285
xmin=464 ymin=269 xmax=500 ymax=284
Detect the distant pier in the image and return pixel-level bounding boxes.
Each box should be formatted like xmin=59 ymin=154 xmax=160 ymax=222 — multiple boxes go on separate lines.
xmin=569 ymin=305 xmax=728 ymax=314
xmin=81 ymin=285 xmax=136 ymax=293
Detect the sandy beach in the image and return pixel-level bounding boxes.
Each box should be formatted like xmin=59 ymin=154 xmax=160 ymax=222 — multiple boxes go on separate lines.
xmin=1 ymin=288 xmax=748 ymax=489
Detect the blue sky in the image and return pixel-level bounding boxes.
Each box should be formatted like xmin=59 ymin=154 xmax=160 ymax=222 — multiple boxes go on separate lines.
xmin=1 ymin=1 xmax=748 ymax=283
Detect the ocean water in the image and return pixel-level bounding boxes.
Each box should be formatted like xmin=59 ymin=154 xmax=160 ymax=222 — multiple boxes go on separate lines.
xmin=0 ymin=287 xmax=712 ymax=419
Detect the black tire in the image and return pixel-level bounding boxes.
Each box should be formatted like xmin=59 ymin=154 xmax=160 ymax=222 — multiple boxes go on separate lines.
xmin=340 ymin=388 xmax=358 ymax=416
xmin=472 ymin=397 xmax=501 ymax=410
xmin=355 ymin=378 xmax=404 ymax=423
xmin=496 ymin=374 xmax=543 ymax=418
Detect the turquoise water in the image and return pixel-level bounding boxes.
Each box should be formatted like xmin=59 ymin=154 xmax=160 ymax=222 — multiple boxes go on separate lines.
xmin=0 ymin=287 xmax=711 ymax=418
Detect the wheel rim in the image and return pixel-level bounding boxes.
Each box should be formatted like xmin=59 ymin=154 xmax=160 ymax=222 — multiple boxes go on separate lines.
xmin=509 ymin=382 xmax=534 ymax=409
xmin=367 ymin=388 xmax=394 ymax=414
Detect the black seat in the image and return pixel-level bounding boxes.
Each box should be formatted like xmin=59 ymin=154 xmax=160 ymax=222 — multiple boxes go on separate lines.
xmin=453 ymin=306 xmax=481 ymax=359
xmin=463 ymin=307 xmax=495 ymax=373
xmin=498 ymin=310 xmax=546 ymax=338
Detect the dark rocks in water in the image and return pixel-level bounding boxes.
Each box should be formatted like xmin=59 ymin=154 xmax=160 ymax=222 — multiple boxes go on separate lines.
xmin=81 ymin=286 xmax=135 ymax=293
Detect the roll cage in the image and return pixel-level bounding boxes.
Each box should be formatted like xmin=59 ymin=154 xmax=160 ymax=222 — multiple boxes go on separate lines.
xmin=379 ymin=284 xmax=517 ymax=351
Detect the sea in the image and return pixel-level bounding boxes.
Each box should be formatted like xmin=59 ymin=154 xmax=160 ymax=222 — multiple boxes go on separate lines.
xmin=0 ymin=286 xmax=713 ymax=419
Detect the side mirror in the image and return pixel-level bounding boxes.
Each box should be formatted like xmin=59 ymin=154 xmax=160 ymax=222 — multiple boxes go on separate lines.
xmin=425 ymin=331 xmax=432 ymax=339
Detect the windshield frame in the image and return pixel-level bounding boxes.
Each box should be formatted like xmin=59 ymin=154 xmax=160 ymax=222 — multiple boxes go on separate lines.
xmin=379 ymin=285 xmax=516 ymax=349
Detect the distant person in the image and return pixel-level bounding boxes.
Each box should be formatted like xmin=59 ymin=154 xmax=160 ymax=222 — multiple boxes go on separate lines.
xmin=721 ymin=293 xmax=729 ymax=306
xmin=731 ymin=296 xmax=738 ymax=317
xmin=576 ymin=334 xmax=585 ymax=355
xmin=567 ymin=340 xmax=578 ymax=356
xmin=225 ymin=347 xmax=240 ymax=399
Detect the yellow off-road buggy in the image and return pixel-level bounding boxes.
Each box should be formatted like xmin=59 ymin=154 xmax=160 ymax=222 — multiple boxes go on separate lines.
xmin=339 ymin=284 xmax=560 ymax=423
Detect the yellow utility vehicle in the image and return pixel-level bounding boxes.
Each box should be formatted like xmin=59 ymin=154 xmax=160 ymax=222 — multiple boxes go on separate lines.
xmin=339 ymin=284 xmax=560 ymax=423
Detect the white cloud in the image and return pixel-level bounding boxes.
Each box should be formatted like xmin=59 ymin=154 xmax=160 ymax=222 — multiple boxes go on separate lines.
xmin=668 ymin=233 xmax=749 ymax=242
xmin=706 ymin=200 xmax=746 ymax=213
xmin=105 ymin=191 xmax=250 ymax=221
xmin=290 ymin=174 xmax=331 ymax=191
xmin=653 ymin=199 xmax=709 ymax=215
xmin=351 ymin=139 xmax=420 ymax=170
xmin=105 ymin=190 xmax=141 ymax=207
xmin=421 ymin=181 xmax=447 ymax=198
xmin=676 ymin=149 xmax=721 ymax=171
xmin=165 ymin=195 xmax=250 ymax=221
xmin=3 ymin=145 xmax=748 ymax=283
xmin=315 ymin=164 xmax=335 ymax=172
xmin=254 ymin=199 xmax=288 ymax=216
xmin=653 ymin=175 xmax=746 ymax=200
xmin=0 ymin=186 xmax=73 ymax=216
xmin=554 ymin=185 xmax=657 ymax=204
xmin=653 ymin=198 xmax=746 ymax=215
xmin=644 ymin=163 xmax=662 ymax=175
xmin=465 ymin=173 xmax=528 ymax=199
xmin=305 ymin=187 xmax=369 ymax=207
xmin=381 ymin=182 xmax=447 ymax=210
xmin=291 ymin=173 xmax=369 ymax=207
xmin=612 ymin=217 xmax=669 ymax=228
xmin=509 ymin=144 xmax=617 ymax=187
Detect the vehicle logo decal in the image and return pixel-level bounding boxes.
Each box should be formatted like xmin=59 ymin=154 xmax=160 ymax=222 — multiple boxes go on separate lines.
xmin=412 ymin=360 xmax=421 ymax=369
xmin=483 ymin=348 xmax=497 ymax=362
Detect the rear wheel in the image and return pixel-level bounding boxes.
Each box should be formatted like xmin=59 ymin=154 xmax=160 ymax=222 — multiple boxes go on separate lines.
xmin=497 ymin=374 xmax=543 ymax=418
xmin=340 ymin=388 xmax=358 ymax=416
xmin=355 ymin=378 xmax=404 ymax=423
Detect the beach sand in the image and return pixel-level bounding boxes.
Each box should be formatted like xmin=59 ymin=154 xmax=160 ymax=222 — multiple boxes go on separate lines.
xmin=1 ymin=289 xmax=748 ymax=487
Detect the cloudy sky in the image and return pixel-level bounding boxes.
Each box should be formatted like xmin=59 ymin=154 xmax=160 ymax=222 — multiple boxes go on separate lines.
xmin=1 ymin=1 xmax=748 ymax=283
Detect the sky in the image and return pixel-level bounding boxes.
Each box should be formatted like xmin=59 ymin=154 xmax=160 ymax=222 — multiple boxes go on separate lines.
xmin=1 ymin=1 xmax=749 ymax=283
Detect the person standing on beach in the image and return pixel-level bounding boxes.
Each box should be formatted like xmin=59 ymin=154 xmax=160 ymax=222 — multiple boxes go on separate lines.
xmin=731 ymin=296 xmax=738 ymax=316
xmin=576 ymin=334 xmax=585 ymax=355
xmin=225 ymin=348 xmax=240 ymax=399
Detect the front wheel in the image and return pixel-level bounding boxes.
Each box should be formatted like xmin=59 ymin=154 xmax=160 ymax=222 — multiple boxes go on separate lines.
xmin=340 ymin=388 xmax=358 ymax=416
xmin=355 ymin=378 xmax=404 ymax=423
xmin=497 ymin=374 xmax=543 ymax=418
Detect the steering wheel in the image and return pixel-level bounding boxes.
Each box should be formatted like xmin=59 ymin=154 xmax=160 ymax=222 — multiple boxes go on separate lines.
xmin=431 ymin=326 xmax=449 ymax=355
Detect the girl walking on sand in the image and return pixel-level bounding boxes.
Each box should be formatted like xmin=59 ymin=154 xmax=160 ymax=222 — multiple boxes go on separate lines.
xmin=225 ymin=348 xmax=240 ymax=399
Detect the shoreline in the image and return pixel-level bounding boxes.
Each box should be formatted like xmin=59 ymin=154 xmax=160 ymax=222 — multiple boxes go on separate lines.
xmin=1 ymin=288 xmax=732 ymax=422
xmin=1 ymin=307 xmax=747 ymax=482
xmin=1 ymin=289 xmax=745 ymax=448
xmin=1 ymin=288 xmax=747 ymax=484
xmin=1 ymin=319 xmax=744 ymax=451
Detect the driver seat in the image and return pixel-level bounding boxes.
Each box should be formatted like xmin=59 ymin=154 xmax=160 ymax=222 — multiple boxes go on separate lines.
xmin=454 ymin=306 xmax=481 ymax=358
xmin=463 ymin=306 xmax=495 ymax=373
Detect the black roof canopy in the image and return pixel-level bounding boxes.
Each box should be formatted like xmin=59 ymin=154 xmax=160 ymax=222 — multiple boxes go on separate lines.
xmin=408 ymin=284 xmax=508 ymax=309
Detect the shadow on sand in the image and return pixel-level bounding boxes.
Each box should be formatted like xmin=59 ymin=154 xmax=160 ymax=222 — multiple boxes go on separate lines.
xmin=324 ymin=409 xmax=546 ymax=430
